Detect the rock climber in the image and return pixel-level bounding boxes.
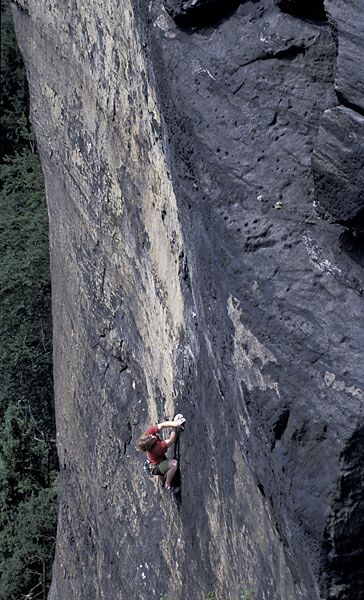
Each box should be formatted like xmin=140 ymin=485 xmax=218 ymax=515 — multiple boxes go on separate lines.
xmin=136 ymin=415 xmax=186 ymax=492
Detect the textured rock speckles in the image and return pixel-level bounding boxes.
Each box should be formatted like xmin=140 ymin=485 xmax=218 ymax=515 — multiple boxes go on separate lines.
xmin=153 ymin=0 xmax=337 ymax=217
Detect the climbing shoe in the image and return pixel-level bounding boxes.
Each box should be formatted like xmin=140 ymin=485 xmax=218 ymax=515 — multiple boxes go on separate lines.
xmin=165 ymin=485 xmax=181 ymax=494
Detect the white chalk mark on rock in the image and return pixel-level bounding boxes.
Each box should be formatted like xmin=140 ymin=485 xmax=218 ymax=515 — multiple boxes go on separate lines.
xmin=324 ymin=371 xmax=363 ymax=400
xmin=303 ymin=234 xmax=342 ymax=276
xmin=228 ymin=295 xmax=280 ymax=397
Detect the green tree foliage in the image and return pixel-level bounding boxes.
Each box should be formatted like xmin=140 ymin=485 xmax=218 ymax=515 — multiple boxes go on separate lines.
xmin=0 ymin=405 xmax=58 ymax=600
xmin=0 ymin=151 xmax=53 ymax=428
xmin=0 ymin=150 xmax=58 ymax=599
xmin=0 ymin=0 xmax=33 ymax=158
xmin=0 ymin=1 xmax=58 ymax=598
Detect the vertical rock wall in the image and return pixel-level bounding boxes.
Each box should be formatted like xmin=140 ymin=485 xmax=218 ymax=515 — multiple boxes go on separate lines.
xmin=13 ymin=1 xmax=190 ymax=597
xmin=313 ymin=0 xmax=364 ymax=229
xmin=12 ymin=1 xmax=363 ymax=599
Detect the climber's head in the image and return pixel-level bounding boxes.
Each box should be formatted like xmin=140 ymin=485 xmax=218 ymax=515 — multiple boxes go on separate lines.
xmin=136 ymin=433 xmax=157 ymax=452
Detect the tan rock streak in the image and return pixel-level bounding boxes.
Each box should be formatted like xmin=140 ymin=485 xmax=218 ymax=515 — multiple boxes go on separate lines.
xmin=13 ymin=1 xmax=186 ymax=598
xmin=14 ymin=0 xmax=185 ymax=404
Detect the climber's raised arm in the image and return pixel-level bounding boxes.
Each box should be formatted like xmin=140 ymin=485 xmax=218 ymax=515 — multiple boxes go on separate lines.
xmin=165 ymin=429 xmax=178 ymax=449
xmin=157 ymin=417 xmax=185 ymax=430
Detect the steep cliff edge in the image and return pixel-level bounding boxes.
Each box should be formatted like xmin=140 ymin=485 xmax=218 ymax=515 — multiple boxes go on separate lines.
xmin=12 ymin=1 xmax=363 ymax=599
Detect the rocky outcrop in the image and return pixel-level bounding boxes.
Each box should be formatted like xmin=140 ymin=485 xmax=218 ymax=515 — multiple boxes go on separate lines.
xmin=313 ymin=107 xmax=364 ymax=229
xmin=326 ymin=0 xmax=364 ymax=112
xmin=323 ymin=426 xmax=364 ymax=599
xmin=12 ymin=1 xmax=363 ymax=599
xmin=312 ymin=0 xmax=364 ymax=229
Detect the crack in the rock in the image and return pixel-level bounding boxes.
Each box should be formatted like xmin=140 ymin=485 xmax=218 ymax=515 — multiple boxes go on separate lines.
xmin=10 ymin=0 xmax=29 ymax=15
xmin=323 ymin=425 xmax=364 ymax=598
xmin=165 ymin=0 xmax=243 ymax=31
xmin=336 ymin=91 xmax=364 ymax=120
xmin=232 ymin=44 xmax=306 ymax=95
xmin=271 ymin=408 xmax=290 ymax=449
xmin=276 ymin=0 xmax=327 ymax=23
xmin=122 ymin=422 xmax=132 ymax=454
xmin=100 ymin=266 xmax=106 ymax=296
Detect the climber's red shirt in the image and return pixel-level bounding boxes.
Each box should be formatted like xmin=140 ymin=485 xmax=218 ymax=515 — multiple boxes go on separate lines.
xmin=146 ymin=425 xmax=167 ymax=465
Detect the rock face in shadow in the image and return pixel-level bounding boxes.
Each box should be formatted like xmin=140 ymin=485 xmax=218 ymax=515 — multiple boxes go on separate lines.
xmin=275 ymin=0 xmax=326 ymax=21
xmin=323 ymin=426 xmax=364 ymax=599
xmin=312 ymin=107 xmax=364 ymax=229
xmin=12 ymin=1 xmax=364 ymax=599
xmin=312 ymin=0 xmax=364 ymax=229
xmin=164 ymin=0 xmax=242 ymax=27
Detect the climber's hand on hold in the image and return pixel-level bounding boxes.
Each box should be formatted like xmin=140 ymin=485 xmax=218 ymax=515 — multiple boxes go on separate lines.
xmin=157 ymin=417 xmax=185 ymax=430
xmin=174 ymin=416 xmax=186 ymax=428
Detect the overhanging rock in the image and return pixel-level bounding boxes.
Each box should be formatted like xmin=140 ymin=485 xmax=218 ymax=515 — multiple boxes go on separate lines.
xmin=313 ymin=106 xmax=364 ymax=229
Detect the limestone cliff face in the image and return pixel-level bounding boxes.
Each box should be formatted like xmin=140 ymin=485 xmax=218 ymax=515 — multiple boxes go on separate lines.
xmin=12 ymin=1 xmax=363 ymax=599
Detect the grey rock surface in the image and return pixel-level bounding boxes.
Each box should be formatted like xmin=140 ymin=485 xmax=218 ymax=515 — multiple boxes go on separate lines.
xmin=312 ymin=0 xmax=364 ymax=228
xmin=12 ymin=1 xmax=364 ymax=599
xmin=312 ymin=106 xmax=364 ymax=228
xmin=326 ymin=0 xmax=364 ymax=112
